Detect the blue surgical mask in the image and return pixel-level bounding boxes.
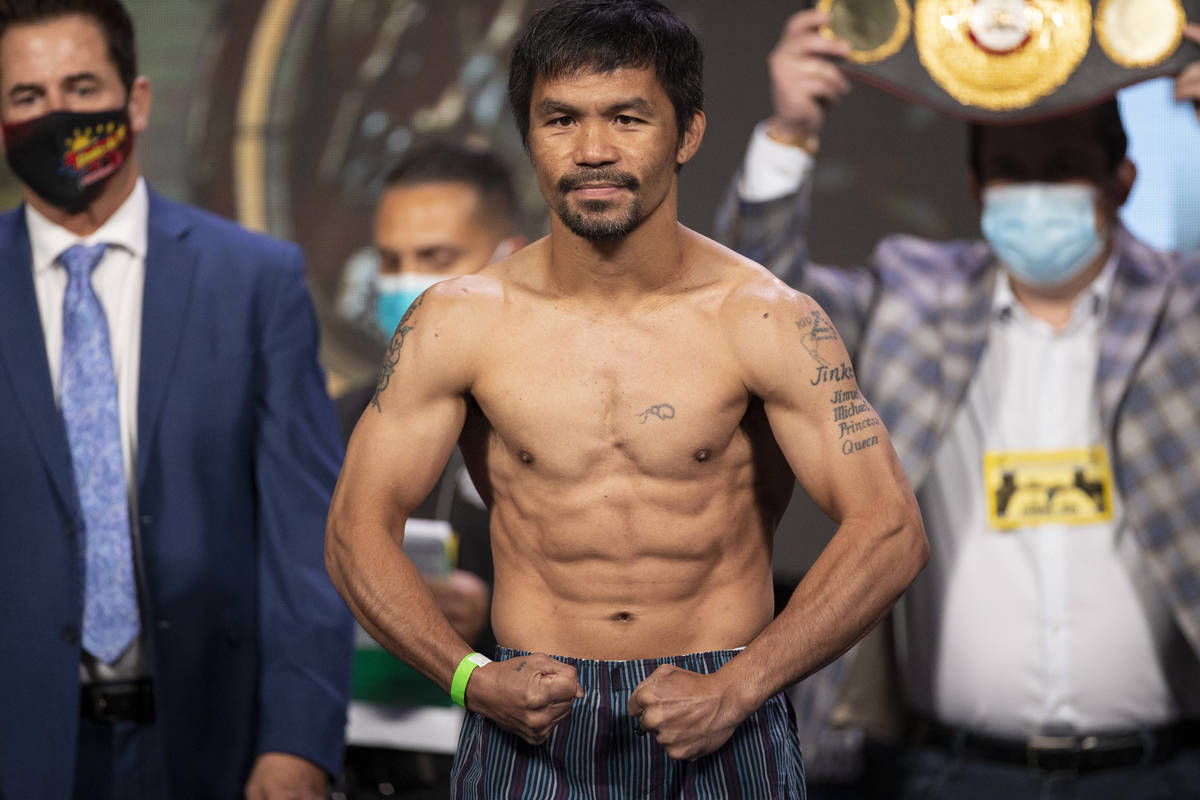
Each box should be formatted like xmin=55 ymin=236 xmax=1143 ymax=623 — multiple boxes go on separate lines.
xmin=980 ymin=183 xmax=1105 ymax=287
xmin=374 ymin=272 xmax=442 ymax=337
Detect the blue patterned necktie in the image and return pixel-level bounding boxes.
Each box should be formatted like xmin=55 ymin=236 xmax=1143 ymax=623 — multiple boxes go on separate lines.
xmin=59 ymin=243 xmax=140 ymax=664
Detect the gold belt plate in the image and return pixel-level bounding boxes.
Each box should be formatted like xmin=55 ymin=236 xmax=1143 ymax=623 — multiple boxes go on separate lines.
xmin=819 ymin=0 xmax=913 ymax=63
xmin=915 ymin=0 xmax=1092 ymax=110
xmin=1095 ymin=0 xmax=1185 ymax=69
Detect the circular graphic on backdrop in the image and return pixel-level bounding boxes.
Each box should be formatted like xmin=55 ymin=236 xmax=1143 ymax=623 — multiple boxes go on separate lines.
xmin=186 ymin=0 xmax=537 ymax=391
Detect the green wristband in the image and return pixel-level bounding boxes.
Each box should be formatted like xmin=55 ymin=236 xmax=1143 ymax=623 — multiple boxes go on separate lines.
xmin=450 ymin=652 xmax=491 ymax=709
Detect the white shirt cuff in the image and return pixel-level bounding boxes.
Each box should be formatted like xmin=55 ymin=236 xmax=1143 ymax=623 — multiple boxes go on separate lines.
xmin=737 ymin=121 xmax=814 ymax=203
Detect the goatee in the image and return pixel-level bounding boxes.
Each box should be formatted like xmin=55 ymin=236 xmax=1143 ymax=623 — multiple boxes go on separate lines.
xmin=553 ymin=168 xmax=642 ymax=241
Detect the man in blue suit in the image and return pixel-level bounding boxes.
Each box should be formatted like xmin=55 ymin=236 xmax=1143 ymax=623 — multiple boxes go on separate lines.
xmin=0 ymin=1 xmax=353 ymax=798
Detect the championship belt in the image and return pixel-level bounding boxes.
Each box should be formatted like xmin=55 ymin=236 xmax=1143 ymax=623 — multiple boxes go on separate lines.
xmin=815 ymin=0 xmax=1198 ymax=120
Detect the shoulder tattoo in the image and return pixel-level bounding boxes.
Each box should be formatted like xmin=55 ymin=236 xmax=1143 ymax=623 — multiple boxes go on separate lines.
xmin=794 ymin=309 xmax=839 ymax=367
xmin=370 ymin=291 xmax=426 ymax=413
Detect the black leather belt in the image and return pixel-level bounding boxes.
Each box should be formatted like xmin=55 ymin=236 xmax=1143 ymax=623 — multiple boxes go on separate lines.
xmin=913 ymin=716 xmax=1200 ymax=774
xmin=80 ymin=678 xmax=155 ymax=724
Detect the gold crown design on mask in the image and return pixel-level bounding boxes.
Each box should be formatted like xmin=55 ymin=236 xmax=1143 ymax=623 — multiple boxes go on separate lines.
xmin=63 ymin=124 xmax=128 ymax=172
xmin=64 ymin=127 xmax=96 ymax=152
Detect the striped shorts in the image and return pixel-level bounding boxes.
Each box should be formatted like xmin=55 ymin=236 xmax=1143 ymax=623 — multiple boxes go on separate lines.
xmin=450 ymin=647 xmax=805 ymax=799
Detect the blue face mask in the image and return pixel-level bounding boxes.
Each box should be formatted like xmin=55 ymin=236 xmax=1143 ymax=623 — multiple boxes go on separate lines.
xmin=374 ymin=272 xmax=442 ymax=337
xmin=980 ymin=183 xmax=1105 ymax=288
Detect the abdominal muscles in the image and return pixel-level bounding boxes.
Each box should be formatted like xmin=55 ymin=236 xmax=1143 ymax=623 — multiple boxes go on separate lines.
xmin=486 ymin=453 xmax=778 ymax=660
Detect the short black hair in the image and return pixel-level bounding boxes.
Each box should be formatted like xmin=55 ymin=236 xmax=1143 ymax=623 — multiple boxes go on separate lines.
xmin=383 ymin=140 xmax=520 ymax=232
xmin=967 ymin=99 xmax=1128 ymax=177
xmin=508 ymin=0 xmax=703 ymax=149
xmin=0 ymin=0 xmax=136 ymax=95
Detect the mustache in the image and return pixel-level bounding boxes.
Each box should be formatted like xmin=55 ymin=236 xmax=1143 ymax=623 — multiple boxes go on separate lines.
xmin=556 ymin=169 xmax=640 ymax=194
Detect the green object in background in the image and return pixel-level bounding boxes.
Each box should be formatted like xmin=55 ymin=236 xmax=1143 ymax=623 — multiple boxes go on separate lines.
xmin=350 ymin=518 xmax=457 ymax=707
xmin=352 ymin=646 xmax=453 ymax=708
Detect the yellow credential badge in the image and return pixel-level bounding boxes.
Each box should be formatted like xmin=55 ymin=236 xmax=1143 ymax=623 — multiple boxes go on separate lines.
xmin=984 ymin=445 xmax=1115 ymax=530
xmin=914 ymin=0 xmax=1092 ymax=110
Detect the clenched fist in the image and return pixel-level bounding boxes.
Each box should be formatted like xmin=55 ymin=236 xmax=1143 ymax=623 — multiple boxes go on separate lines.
xmin=626 ymin=664 xmax=749 ymax=761
xmin=465 ymin=653 xmax=584 ymax=745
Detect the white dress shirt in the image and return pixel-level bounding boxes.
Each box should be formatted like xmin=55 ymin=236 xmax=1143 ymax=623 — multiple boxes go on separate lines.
xmin=737 ymin=134 xmax=1200 ymax=734
xmin=902 ymin=257 xmax=1198 ymax=737
xmin=738 ymin=122 xmax=814 ymax=203
xmin=27 ymin=178 xmax=149 ymax=680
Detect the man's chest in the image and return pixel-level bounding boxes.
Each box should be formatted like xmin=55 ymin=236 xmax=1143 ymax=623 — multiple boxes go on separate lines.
xmin=468 ymin=312 xmax=752 ymax=477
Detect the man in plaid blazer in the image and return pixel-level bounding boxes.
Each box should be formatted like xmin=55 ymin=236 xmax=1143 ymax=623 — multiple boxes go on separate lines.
xmin=716 ymin=9 xmax=1200 ymax=799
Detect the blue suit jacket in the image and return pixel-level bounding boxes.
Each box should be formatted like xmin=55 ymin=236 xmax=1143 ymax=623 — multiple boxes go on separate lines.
xmin=0 ymin=191 xmax=354 ymax=799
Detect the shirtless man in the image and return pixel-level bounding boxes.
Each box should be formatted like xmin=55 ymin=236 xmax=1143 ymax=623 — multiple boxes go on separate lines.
xmin=325 ymin=1 xmax=927 ymax=796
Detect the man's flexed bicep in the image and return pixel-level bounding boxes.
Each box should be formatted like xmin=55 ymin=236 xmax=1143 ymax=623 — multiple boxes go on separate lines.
xmin=325 ymin=276 xmax=495 ymax=690
xmin=721 ymin=278 xmax=926 ymax=689
xmin=761 ymin=300 xmax=910 ymax=526
xmin=340 ymin=285 xmax=476 ymax=523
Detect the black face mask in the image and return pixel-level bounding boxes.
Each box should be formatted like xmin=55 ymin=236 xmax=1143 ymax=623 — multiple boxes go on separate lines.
xmin=2 ymin=107 xmax=134 ymax=214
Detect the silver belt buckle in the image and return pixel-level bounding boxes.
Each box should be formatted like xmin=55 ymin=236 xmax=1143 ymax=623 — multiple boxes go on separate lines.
xmin=1026 ymin=733 xmax=1079 ymax=751
xmin=1025 ymin=733 xmax=1080 ymax=771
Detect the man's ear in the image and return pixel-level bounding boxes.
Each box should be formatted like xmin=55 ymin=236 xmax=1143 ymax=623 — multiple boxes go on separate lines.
xmin=128 ymin=75 xmax=151 ymax=135
xmin=676 ymin=109 xmax=706 ymax=167
xmin=1110 ymin=158 xmax=1136 ymax=208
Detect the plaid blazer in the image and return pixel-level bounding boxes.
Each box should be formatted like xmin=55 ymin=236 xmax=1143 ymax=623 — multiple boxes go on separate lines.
xmin=717 ymin=178 xmax=1200 ymax=663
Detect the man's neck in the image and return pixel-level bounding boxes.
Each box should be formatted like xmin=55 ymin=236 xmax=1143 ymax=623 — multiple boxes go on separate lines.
xmin=1008 ymin=234 xmax=1114 ymax=330
xmin=546 ymin=196 xmax=690 ymax=306
xmin=24 ymin=157 xmax=141 ymax=238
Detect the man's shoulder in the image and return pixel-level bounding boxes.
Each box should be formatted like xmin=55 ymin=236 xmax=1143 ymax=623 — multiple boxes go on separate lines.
xmin=1115 ymin=228 xmax=1195 ymax=285
xmin=434 ymin=239 xmax=548 ymax=314
xmin=0 ymin=205 xmax=26 ymax=247
xmin=1152 ymin=243 xmax=1200 ymax=312
xmin=406 ymin=269 xmax=508 ymax=353
xmin=148 ymin=191 xmax=301 ymax=266
xmin=422 ymin=269 xmax=507 ymax=314
xmin=701 ymin=233 xmax=828 ymax=337
xmin=870 ymin=232 xmax=993 ymax=280
xmin=688 ymin=226 xmax=793 ymax=299
xmin=1183 ymin=251 xmax=1200 ymax=287
xmin=0 ymin=204 xmax=23 ymax=226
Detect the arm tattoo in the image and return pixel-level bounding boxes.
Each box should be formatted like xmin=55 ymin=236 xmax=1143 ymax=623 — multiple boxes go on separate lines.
xmin=515 ymin=660 xmax=527 ymax=672
xmin=795 ymin=309 xmax=839 ymax=367
xmin=636 ymin=403 xmax=676 ymax=424
xmin=830 ymin=387 xmax=881 ymax=455
xmin=370 ymin=291 xmax=426 ymax=412
xmin=810 ymin=361 xmax=855 ymax=386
